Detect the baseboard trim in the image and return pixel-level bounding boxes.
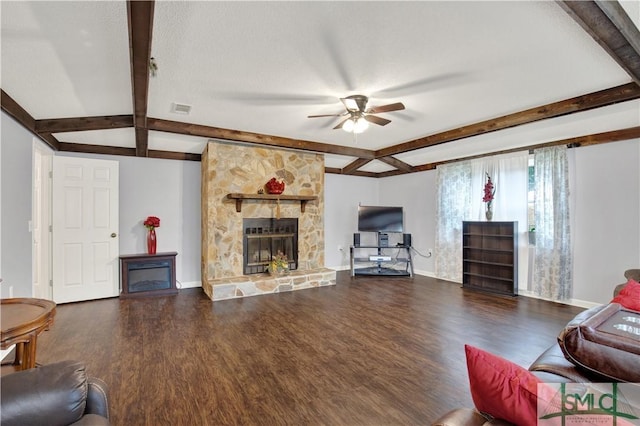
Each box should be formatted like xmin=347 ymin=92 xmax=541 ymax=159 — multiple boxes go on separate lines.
xmin=517 ymin=290 xmax=600 ymax=309
xmin=326 ymin=265 xmax=350 ymax=271
xmin=413 ymin=269 xmax=436 ymax=278
xmin=177 ymin=280 xmax=201 ymax=289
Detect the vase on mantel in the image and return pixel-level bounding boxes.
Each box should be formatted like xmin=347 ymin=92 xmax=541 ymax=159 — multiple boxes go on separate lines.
xmin=147 ymin=229 xmax=157 ymax=254
xmin=485 ymin=203 xmax=493 ymax=221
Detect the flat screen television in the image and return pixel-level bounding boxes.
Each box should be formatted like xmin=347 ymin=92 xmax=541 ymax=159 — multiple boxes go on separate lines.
xmin=358 ymin=206 xmax=403 ymax=233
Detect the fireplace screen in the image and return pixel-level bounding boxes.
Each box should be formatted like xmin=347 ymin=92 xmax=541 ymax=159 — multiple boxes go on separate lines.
xmin=127 ymin=260 xmax=172 ymax=293
xmin=243 ymin=218 xmax=298 ymax=274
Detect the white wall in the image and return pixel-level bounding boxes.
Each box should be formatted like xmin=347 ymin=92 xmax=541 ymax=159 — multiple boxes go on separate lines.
xmin=3 ymin=109 xmax=639 ymax=305
xmin=61 ymin=152 xmax=202 ymax=288
xmin=571 ymin=139 xmax=640 ymax=305
xmin=323 ymin=174 xmax=379 ymax=268
xmin=323 ymin=170 xmax=438 ymax=275
xmin=325 ymin=141 xmax=640 ymax=306
xmin=1 ymin=113 xmax=35 ymax=298
xmin=0 ymin=114 xmax=2 ymax=291
xmin=1 ymin=109 xmax=201 ymax=296
xmin=0 ymin=115 xmax=3 ymax=293
xmin=378 ymin=171 xmax=437 ymax=275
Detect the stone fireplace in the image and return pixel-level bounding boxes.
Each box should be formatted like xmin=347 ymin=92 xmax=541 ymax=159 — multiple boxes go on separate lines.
xmin=200 ymin=140 xmax=336 ymax=301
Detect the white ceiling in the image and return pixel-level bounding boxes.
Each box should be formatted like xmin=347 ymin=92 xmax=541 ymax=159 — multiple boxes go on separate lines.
xmin=2 ymin=1 xmax=639 ymax=173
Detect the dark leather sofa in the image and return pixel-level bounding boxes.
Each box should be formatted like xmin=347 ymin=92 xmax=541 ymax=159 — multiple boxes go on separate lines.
xmin=433 ymin=343 xmax=610 ymax=425
xmin=1 ymin=360 xmax=110 ymax=426
xmin=432 ymin=275 xmax=640 ymax=426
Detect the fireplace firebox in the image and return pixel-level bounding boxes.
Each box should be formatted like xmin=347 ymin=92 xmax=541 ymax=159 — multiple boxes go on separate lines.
xmin=243 ymin=218 xmax=298 ymax=274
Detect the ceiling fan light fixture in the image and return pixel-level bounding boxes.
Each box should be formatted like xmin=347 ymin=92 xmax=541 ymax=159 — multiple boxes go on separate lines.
xmin=342 ymin=118 xmax=355 ymax=133
xmin=342 ymin=116 xmax=369 ymax=134
xmin=354 ymin=117 xmax=369 ymax=133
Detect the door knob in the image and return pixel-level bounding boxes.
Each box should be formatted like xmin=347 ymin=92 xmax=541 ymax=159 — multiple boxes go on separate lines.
xmin=111 ymin=233 xmax=117 ymax=238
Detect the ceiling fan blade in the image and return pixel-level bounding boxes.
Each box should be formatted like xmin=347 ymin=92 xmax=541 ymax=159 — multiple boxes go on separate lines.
xmin=364 ymin=115 xmax=391 ymax=126
xmin=307 ymin=113 xmax=343 ymax=118
xmin=366 ymin=102 xmax=405 ymax=114
xmin=333 ymin=117 xmax=351 ymax=130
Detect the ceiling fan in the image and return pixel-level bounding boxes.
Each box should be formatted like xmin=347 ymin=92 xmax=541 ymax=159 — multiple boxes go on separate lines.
xmin=308 ymin=95 xmax=405 ymax=133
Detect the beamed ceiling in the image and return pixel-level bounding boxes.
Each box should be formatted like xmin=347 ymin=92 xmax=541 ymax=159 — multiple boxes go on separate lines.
xmin=1 ymin=1 xmax=640 ymax=177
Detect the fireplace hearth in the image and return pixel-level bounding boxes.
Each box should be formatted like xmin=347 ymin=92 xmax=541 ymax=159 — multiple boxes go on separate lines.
xmin=243 ymin=218 xmax=298 ymax=274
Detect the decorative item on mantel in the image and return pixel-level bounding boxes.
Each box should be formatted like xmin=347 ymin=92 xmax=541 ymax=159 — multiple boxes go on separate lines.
xmin=267 ymin=251 xmax=289 ymax=276
xmin=143 ymin=216 xmax=160 ymax=254
xmin=265 ymin=177 xmax=285 ymax=194
xmin=483 ymin=172 xmax=496 ymax=221
xmin=265 ymin=177 xmax=286 ymax=219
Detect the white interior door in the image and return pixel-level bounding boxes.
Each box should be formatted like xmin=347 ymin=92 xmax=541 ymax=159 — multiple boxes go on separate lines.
xmin=52 ymin=156 xmax=119 ymax=303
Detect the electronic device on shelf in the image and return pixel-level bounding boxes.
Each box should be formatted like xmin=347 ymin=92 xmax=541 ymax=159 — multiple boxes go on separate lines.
xmin=369 ymin=255 xmax=392 ymax=261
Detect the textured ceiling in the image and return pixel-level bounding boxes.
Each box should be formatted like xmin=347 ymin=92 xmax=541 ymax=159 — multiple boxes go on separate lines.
xmin=1 ymin=1 xmax=639 ymax=173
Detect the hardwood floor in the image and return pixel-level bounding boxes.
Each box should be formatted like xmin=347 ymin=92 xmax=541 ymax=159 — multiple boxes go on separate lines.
xmin=36 ymin=271 xmax=585 ymax=425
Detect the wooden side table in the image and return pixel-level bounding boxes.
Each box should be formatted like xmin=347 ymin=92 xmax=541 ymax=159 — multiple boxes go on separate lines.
xmin=1 ymin=298 xmax=56 ymax=374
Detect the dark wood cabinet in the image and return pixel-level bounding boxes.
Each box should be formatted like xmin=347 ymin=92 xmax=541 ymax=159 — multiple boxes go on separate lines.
xmin=120 ymin=252 xmax=178 ymax=298
xmin=462 ymin=221 xmax=518 ymax=296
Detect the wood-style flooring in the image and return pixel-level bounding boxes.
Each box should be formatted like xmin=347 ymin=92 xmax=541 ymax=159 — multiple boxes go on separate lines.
xmin=36 ymin=271 xmax=585 ymax=425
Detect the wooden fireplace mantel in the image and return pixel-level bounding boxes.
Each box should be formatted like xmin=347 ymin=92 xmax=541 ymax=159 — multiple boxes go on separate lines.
xmin=226 ymin=193 xmax=318 ymax=213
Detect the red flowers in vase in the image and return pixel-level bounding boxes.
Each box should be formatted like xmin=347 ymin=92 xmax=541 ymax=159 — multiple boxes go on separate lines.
xmin=483 ymin=173 xmax=496 ymax=220
xmin=143 ymin=216 xmax=160 ymax=254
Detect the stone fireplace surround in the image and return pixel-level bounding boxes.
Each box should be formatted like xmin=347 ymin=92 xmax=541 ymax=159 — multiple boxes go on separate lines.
xmin=201 ymin=140 xmax=336 ymax=301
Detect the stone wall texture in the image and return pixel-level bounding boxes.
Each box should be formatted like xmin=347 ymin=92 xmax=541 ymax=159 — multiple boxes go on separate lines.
xmin=201 ymin=141 xmax=330 ymax=300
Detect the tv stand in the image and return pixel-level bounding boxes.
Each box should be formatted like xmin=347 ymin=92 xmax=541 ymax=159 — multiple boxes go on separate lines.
xmin=350 ymin=245 xmax=413 ymax=277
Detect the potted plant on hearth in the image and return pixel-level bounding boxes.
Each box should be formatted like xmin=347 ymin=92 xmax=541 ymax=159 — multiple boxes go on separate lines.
xmin=267 ymin=251 xmax=289 ymax=276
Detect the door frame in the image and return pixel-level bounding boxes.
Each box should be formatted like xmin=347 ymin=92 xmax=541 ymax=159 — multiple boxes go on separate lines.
xmin=32 ymin=141 xmax=53 ymax=300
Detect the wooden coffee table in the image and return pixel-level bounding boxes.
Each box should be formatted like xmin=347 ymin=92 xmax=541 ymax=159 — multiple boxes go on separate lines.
xmin=1 ymin=298 xmax=56 ymax=373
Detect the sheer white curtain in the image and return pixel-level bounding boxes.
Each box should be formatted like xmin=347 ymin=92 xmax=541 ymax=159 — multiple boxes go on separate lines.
xmin=470 ymin=153 xmax=529 ymax=223
xmin=533 ymin=146 xmax=572 ymax=301
xmin=435 ymin=161 xmax=471 ymax=282
xmin=471 ymin=154 xmax=530 ymax=289
xmin=435 ymin=152 xmax=529 ymax=283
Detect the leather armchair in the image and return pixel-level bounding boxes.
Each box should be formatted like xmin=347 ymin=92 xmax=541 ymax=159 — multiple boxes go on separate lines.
xmin=1 ymin=360 xmax=110 ymax=426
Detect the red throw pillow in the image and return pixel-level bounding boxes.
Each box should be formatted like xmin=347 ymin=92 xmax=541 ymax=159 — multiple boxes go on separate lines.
xmin=465 ymin=344 xmax=541 ymax=425
xmin=611 ymin=278 xmax=640 ymax=311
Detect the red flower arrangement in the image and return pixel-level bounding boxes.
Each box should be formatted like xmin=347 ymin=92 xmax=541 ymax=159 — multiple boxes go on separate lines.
xmin=483 ymin=173 xmax=495 ymax=204
xmin=143 ymin=216 xmax=160 ymax=230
